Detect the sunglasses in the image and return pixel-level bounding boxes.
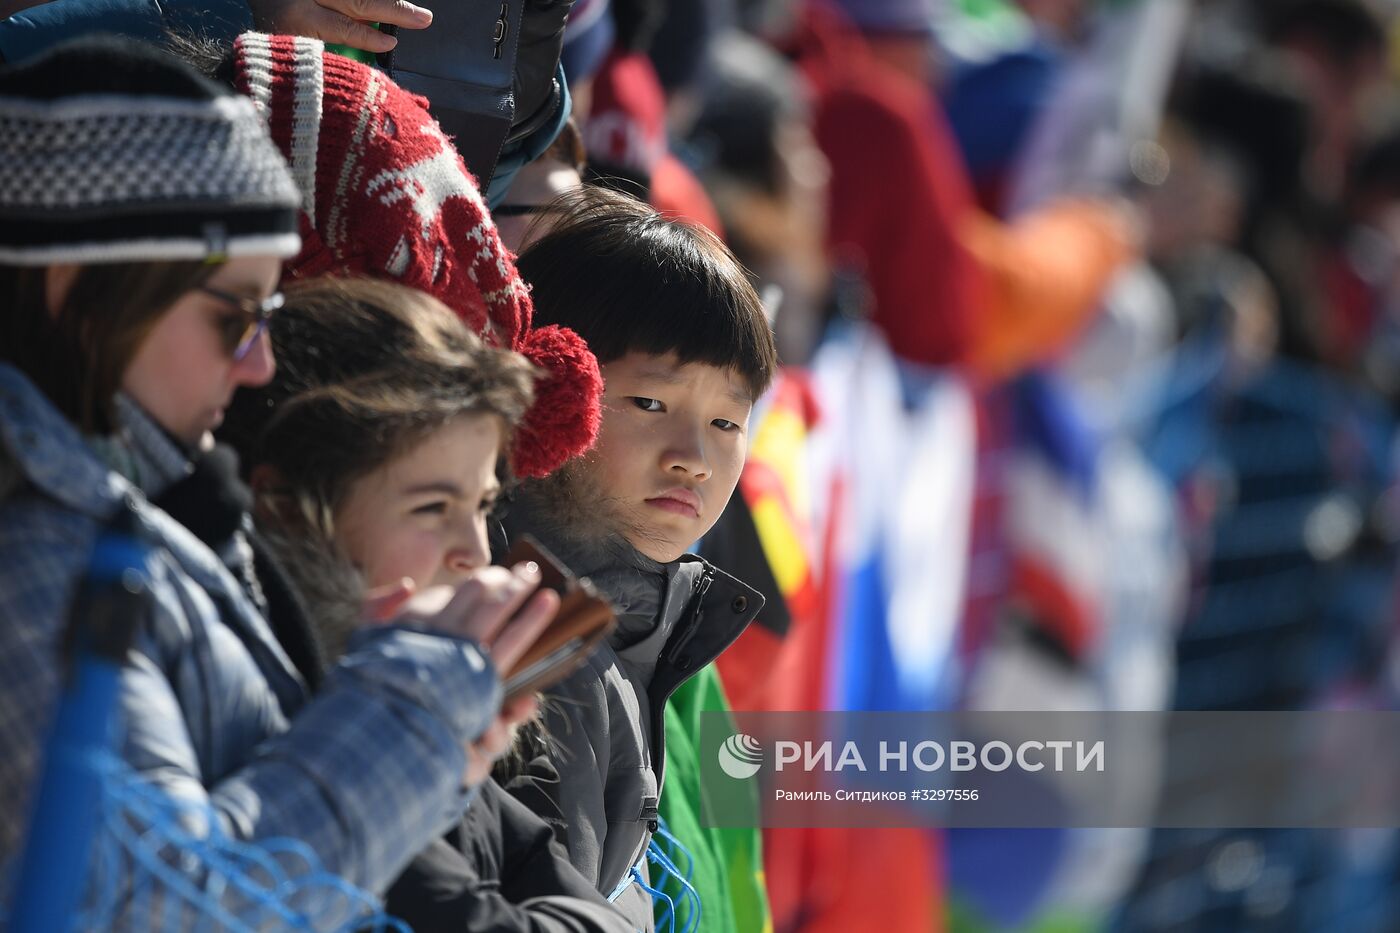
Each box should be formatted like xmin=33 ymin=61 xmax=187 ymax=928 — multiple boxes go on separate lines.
xmin=198 ymin=287 xmax=284 ymax=362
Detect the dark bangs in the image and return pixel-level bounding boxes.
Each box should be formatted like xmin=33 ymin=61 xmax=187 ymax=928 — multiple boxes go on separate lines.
xmin=515 ymin=187 xmax=776 ymax=399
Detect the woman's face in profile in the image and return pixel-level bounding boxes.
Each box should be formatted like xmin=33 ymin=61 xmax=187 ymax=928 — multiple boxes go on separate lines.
xmin=119 ymin=254 xmax=283 ymax=448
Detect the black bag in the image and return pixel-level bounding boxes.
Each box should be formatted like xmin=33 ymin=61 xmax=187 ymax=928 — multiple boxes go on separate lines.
xmin=379 ymin=0 xmax=573 ymax=188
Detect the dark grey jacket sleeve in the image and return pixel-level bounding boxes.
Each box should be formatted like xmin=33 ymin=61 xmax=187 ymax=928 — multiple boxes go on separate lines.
xmin=522 ymin=651 xmax=656 ymax=931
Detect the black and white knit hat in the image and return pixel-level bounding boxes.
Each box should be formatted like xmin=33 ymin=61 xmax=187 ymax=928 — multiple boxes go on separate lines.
xmin=0 ymin=37 xmax=302 ymax=266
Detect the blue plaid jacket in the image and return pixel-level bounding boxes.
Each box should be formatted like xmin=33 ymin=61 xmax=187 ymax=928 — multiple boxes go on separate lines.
xmin=0 ymin=363 xmax=500 ymax=896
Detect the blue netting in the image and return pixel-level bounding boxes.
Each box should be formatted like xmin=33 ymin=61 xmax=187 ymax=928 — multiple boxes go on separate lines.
xmin=9 ymin=748 xmax=409 ymax=932
xmin=645 ymin=817 xmax=702 ymax=933
xmin=2 ymin=517 xmax=410 ymax=932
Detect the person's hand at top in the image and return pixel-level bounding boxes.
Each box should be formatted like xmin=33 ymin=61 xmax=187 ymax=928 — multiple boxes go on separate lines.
xmin=248 ymin=0 xmax=432 ymax=54
xmin=462 ymin=692 xmax=539 ymax=787
xmin=387 ymin=563 xmax=559 ymax=786
xmin=389 ymin=562 xmax=559 ymax=667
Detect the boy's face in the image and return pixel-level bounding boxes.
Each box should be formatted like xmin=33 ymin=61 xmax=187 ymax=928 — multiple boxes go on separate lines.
xmin=580 ymin=352 xmax=753 ymax=563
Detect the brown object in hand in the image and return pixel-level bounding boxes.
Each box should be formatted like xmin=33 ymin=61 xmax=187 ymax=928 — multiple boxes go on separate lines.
xmin=500 ymin=535 xmax=616 ymax=701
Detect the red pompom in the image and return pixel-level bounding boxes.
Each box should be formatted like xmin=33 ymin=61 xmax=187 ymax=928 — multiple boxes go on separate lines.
xmin=511 ymin=325 xmax=603 ymax=478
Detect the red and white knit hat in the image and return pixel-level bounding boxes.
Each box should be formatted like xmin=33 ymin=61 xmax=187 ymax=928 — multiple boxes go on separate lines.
xmin=231 ymin=32 xmax=600 ymax=478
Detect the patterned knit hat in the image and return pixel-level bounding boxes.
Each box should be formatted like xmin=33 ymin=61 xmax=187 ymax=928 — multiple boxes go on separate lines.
xmin=232 ymin=33 xmax=601 ymax=478
xmin=0 ymin=37 xmax=301 ymax=266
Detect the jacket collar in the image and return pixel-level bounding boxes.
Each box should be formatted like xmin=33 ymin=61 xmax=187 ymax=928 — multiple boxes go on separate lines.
xmin=0 ymin=363 xmax=131 ymax=517
xmin=0 ymin=365 xmax=308 ymax=705
xmin=98 ymin=393 xmax=192 ymax=498
xmin=653 ymin=556 xmax=761 ymax=688
xmin=502 ymin=492 xmax=764 ymax=684
xmin=0 ymin=365 xmax=193 ymax=512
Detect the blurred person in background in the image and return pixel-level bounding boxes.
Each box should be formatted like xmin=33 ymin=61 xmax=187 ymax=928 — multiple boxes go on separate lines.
xmin=494 ymin=120 xmax=589 ymax=254
xmin=1147 ymin=58 xmax=1310 ymax=362
xmin=1215 ymin=0 xmax=1389 ymax=366
xmin=1115 ymin=5 xmax=1400 ymax=927
xmin=1321 ymin=118 xmax=1400 ymax=400
xmin=1257 ymin=0 xmax=1388 ymax=204
xmin=686 ymin=29 xmax=831 ymax=367
xmin=567 ymin=0 xmax=731 ymax=234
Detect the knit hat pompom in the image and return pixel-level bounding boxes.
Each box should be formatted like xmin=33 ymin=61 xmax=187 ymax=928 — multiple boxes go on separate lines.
xmin=232 ymin=32 xmax=601 ymax=475
xmin=512 ymin=325 xmax=603 ymax=478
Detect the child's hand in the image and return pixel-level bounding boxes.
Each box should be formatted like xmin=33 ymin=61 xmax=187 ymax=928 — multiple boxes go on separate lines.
xmin=363 ymin=577 xmax=416 ymax=622
xmin=388 ymin=564 xmax=559 ymax=785
xmin=393 ymin=563 xmax=559 ymax=670
xmin=463 ymin=693 xmax=540 ymax=787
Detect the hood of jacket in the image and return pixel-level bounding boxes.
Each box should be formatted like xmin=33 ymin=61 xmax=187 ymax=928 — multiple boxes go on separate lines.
xmin=253 ymin=523 xmax=367 ymax=663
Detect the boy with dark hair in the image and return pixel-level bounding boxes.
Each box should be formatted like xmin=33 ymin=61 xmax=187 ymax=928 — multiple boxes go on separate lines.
xmin=505 ymin=186 xmax=776 ymax=929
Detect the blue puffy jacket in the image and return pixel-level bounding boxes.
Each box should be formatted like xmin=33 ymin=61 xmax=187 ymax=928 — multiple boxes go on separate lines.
xmin=0 ymin=362 xmax=500 ymax=900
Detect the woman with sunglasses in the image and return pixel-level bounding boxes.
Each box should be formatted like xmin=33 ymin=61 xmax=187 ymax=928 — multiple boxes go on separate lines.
xmin=0 ymin=37 xmax=558 ymax=918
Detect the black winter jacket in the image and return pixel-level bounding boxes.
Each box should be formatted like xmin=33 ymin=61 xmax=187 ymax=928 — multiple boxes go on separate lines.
xmin=383 ymin=778 xmax=631 ymax=933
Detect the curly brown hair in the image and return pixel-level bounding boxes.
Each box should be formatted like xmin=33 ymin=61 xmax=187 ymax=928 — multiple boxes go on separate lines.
xmin=221 ymin=276 xmax=537 ymax=537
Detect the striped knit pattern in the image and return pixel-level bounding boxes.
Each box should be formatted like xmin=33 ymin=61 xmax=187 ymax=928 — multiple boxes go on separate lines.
xmin=234 ymin=33 xmax=323 ymax=222
xmin=0 ymin=88 xmax=300 ymax=264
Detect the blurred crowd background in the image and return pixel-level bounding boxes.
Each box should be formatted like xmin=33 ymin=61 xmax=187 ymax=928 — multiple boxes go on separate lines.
xmin=568 ymin=0 xmax=1400 ymax=929
xmin=9 ymin=0 xmax=1400 ymax=928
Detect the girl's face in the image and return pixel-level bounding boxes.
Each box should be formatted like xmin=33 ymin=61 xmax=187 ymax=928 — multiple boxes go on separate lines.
xmin=120 ymin=254 xmax=283 ymax=448
xmin=334 ymin=415 xmax=504 ymax=590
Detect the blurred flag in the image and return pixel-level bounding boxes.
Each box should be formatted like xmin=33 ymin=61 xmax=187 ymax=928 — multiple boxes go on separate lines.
xmin=718 ymin=323 xmax=976 ymax=932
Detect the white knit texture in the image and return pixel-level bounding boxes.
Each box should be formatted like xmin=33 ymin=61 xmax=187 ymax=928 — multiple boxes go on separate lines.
xmin=325 ymin=70 xmax=386 ymax=254
xmin=238 ymin=32 xmax=276 ymax=120
xmin=0 ymin=232 xmax=302 ymax=266
xmin=289 ymin=37 xmax=325 ymax=223
xmin=0 ymin=94 xmax=299 ymax=212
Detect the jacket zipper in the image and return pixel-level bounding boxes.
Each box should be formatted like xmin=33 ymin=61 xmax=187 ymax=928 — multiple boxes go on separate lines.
xmin=629 ymin=565 xmax=716 ymax=885
xmin=647 ymin=565 xmax=715 ymax=796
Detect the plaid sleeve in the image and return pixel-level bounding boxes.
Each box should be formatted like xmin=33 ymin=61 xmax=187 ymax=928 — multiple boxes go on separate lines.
xmin=0 ymin=502 xmax=91 ymax=867
xmin=124 ymin=612 xmax=501 ymax=895
xmin=0 ymin=484 xmax=501 ymax=901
